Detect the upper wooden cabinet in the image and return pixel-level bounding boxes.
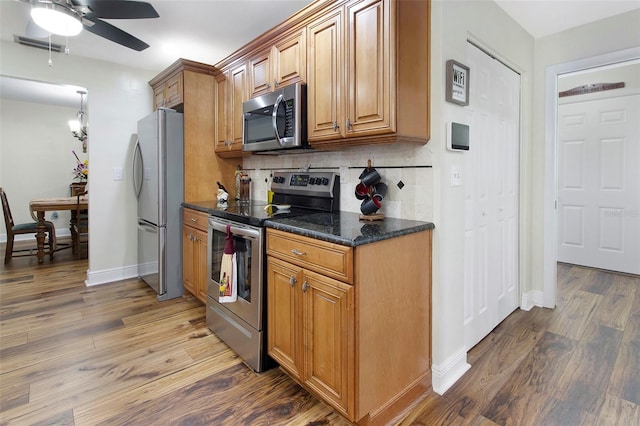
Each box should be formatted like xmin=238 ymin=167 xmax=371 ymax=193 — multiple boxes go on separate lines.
xmin=150 ymin=59 xmax=236 ymax=200
xmin=307 ymin=0 xmax=429 ymax=148
xmin=249 ymin=27 xmax=307 ymax=98
xmin=212 ymin=0 xmax=430 ymax=154
xmin=215 ymin=60 xmax=248 ymax=157
xmin=153 ymin=72 xmax=183 ymax=109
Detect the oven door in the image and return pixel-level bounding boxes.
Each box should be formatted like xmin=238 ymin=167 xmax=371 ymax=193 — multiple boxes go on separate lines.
xmin=207 ymin=217 xmax=264 ymax=330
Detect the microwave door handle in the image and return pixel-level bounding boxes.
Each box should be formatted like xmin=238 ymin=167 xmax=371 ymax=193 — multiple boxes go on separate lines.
xmin=271 ymin=94 xmax=285 ymax=146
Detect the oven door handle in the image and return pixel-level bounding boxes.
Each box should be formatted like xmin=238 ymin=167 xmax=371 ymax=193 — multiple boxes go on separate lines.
xmin=208 ymin=218 xmax=262 ymax=240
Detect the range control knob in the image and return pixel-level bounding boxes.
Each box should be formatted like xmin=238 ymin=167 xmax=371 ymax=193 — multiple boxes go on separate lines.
xmin=321 ymin=177 xmax=329 ymax=185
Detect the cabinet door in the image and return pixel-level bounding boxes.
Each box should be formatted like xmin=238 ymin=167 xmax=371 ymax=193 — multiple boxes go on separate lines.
xmin=182 ymin=226 xmax=196 ymax=298
xmin=229 ymin=62 xmax=248 ymax=150
xmin=249 ymin=49 xmax=272 ymax=98
xmin=164 ymin=72 xmax=184 ymax=108
xmin=302 ymin=269 xmax=354 ymax=417
xmin=307 ymin=8 xmax=345 ymax=141
xmin=214 ymin=73 xmax=228 ymax=151
xmin=345 ymin=0 xmax=392 ymax=136
xmin=195 ymin=228 xmax=209 ymax=303
xmin=273 ymin=28 xmax=306 ymax=89
xmin=267 ymin=257 xmax=303 ymax=380
xmin=153 ymin=85 xmax=166 ymax=110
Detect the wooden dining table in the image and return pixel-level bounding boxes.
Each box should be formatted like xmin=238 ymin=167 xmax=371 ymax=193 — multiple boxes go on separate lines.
xmin=30 ymin=195 xmax=88 ymax=263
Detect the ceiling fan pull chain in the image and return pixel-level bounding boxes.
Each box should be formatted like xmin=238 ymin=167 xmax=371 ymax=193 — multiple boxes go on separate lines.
xmin=65 ymin=36 xmax=70 ymax=55
xmin=48 ymin=33 xmax=52 ymax=67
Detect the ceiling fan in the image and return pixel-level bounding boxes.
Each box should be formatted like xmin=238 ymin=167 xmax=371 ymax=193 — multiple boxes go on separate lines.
xmin=19 ymin=0 xmax=159 ymax=51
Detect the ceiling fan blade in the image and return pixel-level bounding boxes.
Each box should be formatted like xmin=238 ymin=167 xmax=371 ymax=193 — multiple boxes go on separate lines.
xmin=82 ymin=17 xmax=149 ymax=51
xmin=72 ymin=0 xmax=159 ymax=19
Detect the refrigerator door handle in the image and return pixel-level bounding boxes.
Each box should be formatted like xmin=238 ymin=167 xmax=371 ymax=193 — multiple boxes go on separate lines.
xmin=137 ymin=219 xmax=156 ymax=232
xmin=132 ymin=138 xmax=143 ymax=198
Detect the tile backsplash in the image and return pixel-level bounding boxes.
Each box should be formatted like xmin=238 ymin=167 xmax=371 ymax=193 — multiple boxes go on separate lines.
xmin=243 ymin=143 xmax=434 ymax=222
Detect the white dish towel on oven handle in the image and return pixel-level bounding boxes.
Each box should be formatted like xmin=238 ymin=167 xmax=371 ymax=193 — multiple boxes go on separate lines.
xmin=219 ymin=224 xmax=237 ymax=303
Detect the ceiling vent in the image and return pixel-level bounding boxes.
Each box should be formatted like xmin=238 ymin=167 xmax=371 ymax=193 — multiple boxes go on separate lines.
xmin=13 ymin=35 xmax=63 ymax=53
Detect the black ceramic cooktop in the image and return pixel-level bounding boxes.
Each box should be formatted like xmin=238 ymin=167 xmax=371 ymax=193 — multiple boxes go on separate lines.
xmin=183 ymin=200 xmax=313 ymax=227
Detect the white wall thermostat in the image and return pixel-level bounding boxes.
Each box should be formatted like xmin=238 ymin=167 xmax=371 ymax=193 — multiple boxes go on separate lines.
xmin=447 ymin=121 xmax=470 ymax=151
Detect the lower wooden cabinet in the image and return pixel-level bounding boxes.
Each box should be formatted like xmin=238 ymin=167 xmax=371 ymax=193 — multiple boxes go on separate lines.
xmin=267 ymin=257 xmax=354 ymax=416
xmin=266 ymin=228 xmax=432 ymax=424
xmin=182 ymin=208 xmax=209 ymax=303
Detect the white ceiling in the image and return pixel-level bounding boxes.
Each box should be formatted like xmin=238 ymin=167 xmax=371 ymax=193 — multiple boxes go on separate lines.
xmin=494 ymin=0 xmax=639 ymax=38
xmin=1 ymin=0 xmax=638 ymax=106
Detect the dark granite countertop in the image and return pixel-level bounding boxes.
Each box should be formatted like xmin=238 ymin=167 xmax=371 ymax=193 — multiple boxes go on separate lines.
xmin=183 ymin=201 xmax=435 ymax=247
xmin=182 ymin=200 xmax=219 ymax=214
xmin=265 ymin=211 xmax=434 ymax=247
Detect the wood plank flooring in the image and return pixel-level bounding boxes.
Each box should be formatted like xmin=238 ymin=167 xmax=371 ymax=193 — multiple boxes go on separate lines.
xmin=1 ymin=240 xmax=639 ymax=425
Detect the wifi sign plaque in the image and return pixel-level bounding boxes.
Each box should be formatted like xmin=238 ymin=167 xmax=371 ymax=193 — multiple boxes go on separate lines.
xmin=445 ymin=59 xmax=470 ymax=106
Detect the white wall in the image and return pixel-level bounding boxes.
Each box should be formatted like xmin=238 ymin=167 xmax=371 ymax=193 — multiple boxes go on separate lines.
xmin=1 ymin=99 xmax=85 ymax=235
xmin=0 ymin=41 xmax=155 ymax=283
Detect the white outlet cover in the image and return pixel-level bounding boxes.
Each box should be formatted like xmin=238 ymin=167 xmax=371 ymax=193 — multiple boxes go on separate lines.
xmin=113 ymin=167 xmax=123 ymax=181
xmin=451 ymin=165 xmax=462 ymax=187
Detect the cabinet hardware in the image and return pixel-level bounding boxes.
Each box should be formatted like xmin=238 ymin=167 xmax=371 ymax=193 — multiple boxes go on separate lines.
xmin=266 ymin=83 xmax=271 ymax=90
xmin=289 ymin=276 xmax=297 ymax=287
xmin=291 ymin=249 xmax=306 ymax=256
xmin=191 ymin=218 xmax=197 ymax=222
xmin=346 ymin=118 xmax=352 ymax=130
xmin=333 ymin=121 xmax=339 ymax=131
xmin=302 ymin=280 xmax=309 ymax=293
xmin=273 ymin=79 xmax=278 ymax=88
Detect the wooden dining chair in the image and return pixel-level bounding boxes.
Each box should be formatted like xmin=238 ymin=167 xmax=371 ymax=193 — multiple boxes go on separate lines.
xmin=1 ymin=187 xmax=56 ymax=264
xmin=71 ymin=190 xmax=88 ymax=256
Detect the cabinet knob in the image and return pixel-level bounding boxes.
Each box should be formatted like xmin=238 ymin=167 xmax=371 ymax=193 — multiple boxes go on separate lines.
xmin=273 ymin=79 xmax=279 ymax=88
xmin=346 ymin=118 xmax=352 ymax=130
xmin=289 ymin=276 xmax=297 ymax=287
xmin=191 ymin=218 xmax=197 ymax=222
xmin=333 ymin=121 xmax=339 ymax=132
xmin=302 ymin=281 xmax=309 ymax=293
xmin=291 ymin=249 xmax=306 ymax=256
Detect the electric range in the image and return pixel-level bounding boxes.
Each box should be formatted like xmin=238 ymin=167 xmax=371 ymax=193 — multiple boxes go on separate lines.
xmin=205 ymin=170 xmax=339 ymax=372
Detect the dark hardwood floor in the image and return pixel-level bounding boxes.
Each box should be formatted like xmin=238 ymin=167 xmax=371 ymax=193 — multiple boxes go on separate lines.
xmin=1 ymin=239 xmax=639 ymax=425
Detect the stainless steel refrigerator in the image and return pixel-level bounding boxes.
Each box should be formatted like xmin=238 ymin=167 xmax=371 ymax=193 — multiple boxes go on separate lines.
xmin=132 ymin=108 xmax=184 ymax=300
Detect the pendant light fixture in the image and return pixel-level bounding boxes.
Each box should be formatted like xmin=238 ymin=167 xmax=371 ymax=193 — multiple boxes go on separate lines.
xmin=69 ymin=90 xmax=88 ymax=152
xmin=31 ymin=2 xmax=83 ymax=37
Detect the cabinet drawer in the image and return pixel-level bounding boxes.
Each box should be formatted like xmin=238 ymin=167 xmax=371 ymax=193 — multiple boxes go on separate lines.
xmin=183 ymin=208 xmax=209 ymax=232
xmin=267 ymin=229 xmax=353 ymax=284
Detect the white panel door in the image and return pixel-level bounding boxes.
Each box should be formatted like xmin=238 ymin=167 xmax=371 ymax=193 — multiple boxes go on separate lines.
xmin=558 ymin=92 xmax=640 ymax=275
xmin=463 ymin=43 xmax=520 ymax=351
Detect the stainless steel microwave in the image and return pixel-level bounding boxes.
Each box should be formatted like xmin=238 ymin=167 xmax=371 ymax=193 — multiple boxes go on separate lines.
xmin=242 ymin=83 xmax=308 ymax=153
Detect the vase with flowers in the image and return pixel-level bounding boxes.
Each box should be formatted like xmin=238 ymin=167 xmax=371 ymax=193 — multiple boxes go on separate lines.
xmin=72 ymin=150 xmax=88 ymax=181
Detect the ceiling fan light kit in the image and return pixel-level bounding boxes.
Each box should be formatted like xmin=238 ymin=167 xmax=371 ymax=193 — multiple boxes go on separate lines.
xmin=31 ymin=3 xmax=82 ymax=37
xmin=20 ymin=0 xmax=159 ymax=52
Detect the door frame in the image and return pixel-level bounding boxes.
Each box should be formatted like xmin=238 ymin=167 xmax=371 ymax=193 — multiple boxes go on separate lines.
xmin=542 ymin=46 xmax=640 ymax=308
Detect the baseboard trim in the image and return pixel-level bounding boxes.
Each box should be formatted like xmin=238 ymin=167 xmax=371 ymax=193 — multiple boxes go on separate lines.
xmin=431 ymin=348 xmax=470 ymax=395
xmin=86 ymin=264 xmax=138 ymax=287
xmin=521 ymin=290 xmax=544 ymax=311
